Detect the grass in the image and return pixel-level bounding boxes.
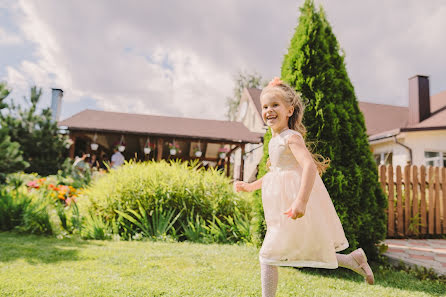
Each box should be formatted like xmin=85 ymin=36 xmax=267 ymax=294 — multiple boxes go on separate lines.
xmin=0 ymin=232 xmax=444 ymax=297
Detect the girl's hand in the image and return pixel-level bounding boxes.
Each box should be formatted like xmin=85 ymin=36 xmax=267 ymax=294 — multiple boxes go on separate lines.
xmin=234 ymin=181 xmax=251 ymax=192
xmin=283 ymin=199 xmax=307 ymax=220
xmin=266 ymin=157 xmax=271 ymax=170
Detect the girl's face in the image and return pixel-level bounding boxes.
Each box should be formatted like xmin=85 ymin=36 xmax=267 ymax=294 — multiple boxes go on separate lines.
xmin=260 ymin=92 xmax=294 ymax=131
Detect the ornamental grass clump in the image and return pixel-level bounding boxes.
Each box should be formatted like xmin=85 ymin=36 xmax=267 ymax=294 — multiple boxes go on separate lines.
xmin=78 ymin=159 xmax=253 ymax=243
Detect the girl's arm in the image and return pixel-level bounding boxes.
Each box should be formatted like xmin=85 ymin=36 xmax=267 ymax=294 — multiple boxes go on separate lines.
xmin=284 ymin=134 xmax=318 ymax=219
xmin=246 ymin=176 xmax=264 ymax=191
xmin=234 ymin=176 xmax=264 ymax=192
xmin=234 ymin=157 xmax=270 ymax=192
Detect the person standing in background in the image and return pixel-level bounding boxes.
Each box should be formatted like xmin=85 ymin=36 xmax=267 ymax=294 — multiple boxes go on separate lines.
xmin=111 ymin=147 xmax=125 ymax=169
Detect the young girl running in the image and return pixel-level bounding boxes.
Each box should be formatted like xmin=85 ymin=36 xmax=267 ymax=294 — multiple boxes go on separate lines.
xmin=235 ymin=77 xmax=374 ymax=297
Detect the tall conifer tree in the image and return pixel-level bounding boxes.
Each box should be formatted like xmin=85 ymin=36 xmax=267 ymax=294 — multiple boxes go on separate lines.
xmin=280 ymin=0 xmax=386 ymax=258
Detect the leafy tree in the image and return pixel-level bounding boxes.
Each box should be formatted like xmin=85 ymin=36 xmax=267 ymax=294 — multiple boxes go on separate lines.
xmin=0 ymin=85 xmax=69 ymax=176
xmin=225 ymin=71 xmax=267 ymax=121
xmin=256 ymin=0 xmax=387 ymax=259
xmin=0 ymin=83 xmax=29 ymax=182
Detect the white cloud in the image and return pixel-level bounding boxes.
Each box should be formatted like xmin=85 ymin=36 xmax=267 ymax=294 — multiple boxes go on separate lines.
xmin=2 ymin=0 xmax=446 ymax=121
xmin=0 ymin=27 xmax=22 ymax=45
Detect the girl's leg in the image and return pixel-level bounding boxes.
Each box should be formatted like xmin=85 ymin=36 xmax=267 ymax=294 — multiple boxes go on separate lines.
xmin=336 ymin=248 xmax=374 ymax=284
xmin=260 ymin=263 xmax=278 ymax=297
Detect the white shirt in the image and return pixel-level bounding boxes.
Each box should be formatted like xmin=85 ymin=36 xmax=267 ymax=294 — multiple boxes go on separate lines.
xmin=111 ymin=151 xmax=125 ymax=168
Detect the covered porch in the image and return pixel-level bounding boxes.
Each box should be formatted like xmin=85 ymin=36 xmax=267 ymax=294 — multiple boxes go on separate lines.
xmin=59 ymin=109 xmax=263 ymax=180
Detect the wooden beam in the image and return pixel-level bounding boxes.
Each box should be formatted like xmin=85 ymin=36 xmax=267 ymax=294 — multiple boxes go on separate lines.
xmin=239 ymin=143 xmax=245 ymax=181
xmin=226 ymin=151 xmax=231 ymax=178
xmin=157 ymin=138 xmax=164 ymax=161
xmin=69 ymin=134 xmax=77 ymax=159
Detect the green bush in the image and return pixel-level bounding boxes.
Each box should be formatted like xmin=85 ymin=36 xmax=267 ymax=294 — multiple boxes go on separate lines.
xmin=78 ymin=159 xmax=253 ymax=243
xmin=0 ymin=187 xmax=52 ymax=235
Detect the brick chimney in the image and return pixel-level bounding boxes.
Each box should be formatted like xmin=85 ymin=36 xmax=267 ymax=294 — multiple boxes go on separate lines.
xmin=408 ymin=75 xmax=430 ymax=125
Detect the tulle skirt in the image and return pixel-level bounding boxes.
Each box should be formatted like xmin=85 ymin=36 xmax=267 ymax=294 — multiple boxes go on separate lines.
xmin=259 ymin=167 xmax=349 ymax=268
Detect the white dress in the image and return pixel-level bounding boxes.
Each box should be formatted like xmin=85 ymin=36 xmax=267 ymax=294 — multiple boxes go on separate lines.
xmin=259 ymin=129 xmax=349 ymax=268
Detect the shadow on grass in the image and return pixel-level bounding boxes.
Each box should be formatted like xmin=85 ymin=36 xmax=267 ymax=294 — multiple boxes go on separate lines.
xmin=0 ymin=232 xmax=103 ymax=264
xmin=294 ymin=262 xmax=446 ymax=296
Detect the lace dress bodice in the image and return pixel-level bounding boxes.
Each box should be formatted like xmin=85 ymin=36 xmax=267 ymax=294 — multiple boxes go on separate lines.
xmin=268 ymin=129 xmax=301 ymax=171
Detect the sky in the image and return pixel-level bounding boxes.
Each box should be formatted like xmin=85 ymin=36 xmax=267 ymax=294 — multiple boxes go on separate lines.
xmin=1 ymin=0 xmax=445 ymax=121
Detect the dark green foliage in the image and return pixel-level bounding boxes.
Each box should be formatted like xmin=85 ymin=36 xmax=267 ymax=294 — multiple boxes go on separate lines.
xmin=278 ymin=0 xmax=386 ymax=258
xmin=0 ymin=188 xmax=52 ymax=235
xmin=0 ymin=83 xmax=29 ymax=181
xmin=115 ymin=201 xmax=183 ymax=240
xmin=0 ymin=85 xmax=69 ymax=176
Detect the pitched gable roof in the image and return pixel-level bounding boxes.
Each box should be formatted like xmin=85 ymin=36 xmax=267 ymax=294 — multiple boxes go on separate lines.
xmin=431 ymin=89 xmax=446 ymax=113
xmin=59 ymin=109 xmax=263 ymax=143
xmin=243 ymin=86 xmax=446 ymax=138
xmin=358 ymin=102 xmax=408 ymax=136
xmin=246 ymin=88 xmax=262 ymax=116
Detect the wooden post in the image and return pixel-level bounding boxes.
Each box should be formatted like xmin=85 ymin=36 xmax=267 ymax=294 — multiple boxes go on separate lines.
xmin=156 ymin=138 xmax=164 ymax=161
xmin=387 ymin=165 xmax=395 ymax=237
xmin=239 ymin=143 xmax=245 ymax=181
xmin=226 ymin=150 xmax=231 ymax=178
xmin=420 ymin=165 xmax=427 ymax=234
xmin=69 ymin=134 xmax=76 ymax=159
xmin=404 ymin=165 xmax=411 ymax=235
xmin=412 ymin=166 xmax=419 ymax=235
xmin=442 ymin=168 xmax=446 ymax=234
xmin=379 ymin=165 xmax=391 ymax=237
xmin=435 ymin=167 xmax=441 ymax=234
xmin=428 ymin=166 xmax=434 ymax=235
xmin=396 ymin=166 xmax=404 ymax=236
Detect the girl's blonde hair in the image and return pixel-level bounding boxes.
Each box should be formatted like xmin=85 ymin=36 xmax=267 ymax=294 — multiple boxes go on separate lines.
xmin=260 ymin=81 xmax=331 ymax=176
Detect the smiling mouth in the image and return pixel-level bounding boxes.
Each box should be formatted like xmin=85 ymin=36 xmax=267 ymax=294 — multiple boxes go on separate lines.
xmin=266 ymin=115 xmax=277 ymax=121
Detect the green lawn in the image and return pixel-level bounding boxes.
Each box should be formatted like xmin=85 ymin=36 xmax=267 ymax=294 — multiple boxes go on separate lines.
xmin=0 ymin=233 xmax=444 ymax=297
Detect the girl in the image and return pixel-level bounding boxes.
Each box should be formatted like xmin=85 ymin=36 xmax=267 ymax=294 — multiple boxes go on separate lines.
xmin=235 ymin=77 xmax=374 ymax=297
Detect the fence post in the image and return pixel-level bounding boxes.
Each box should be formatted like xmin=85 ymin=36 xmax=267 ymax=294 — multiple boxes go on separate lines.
xmin=435 ymin=167 xmax=441 ymax=234
xmin=404 ymin=165 xmax=411 ymax=235
xmin=412 ymin=166 xmax=419 ymax=235
xmin=428 ymin=166 xmax=435 ymax=235
xmin=396 ymin=166 xmax=404 ymax=236
xmin=442 ymin=168 xmax=446 ymax=234
xmin=387 ymin=165 xmax=395 ymax=237
xmin=420 ymin=166 xmax=427 ymax=234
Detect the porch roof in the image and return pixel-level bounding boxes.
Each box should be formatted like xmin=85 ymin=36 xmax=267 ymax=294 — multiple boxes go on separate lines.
xmin=59 ymin=109 xmax=263 ymax=144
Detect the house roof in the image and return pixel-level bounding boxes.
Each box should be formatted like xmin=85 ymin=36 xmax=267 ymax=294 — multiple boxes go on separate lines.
xmin=430 ymin=89 xmax=446 ymax=113
xmin=361 ymin=90 xmax=446 ymax=138
xmin=58 ymin=109 xmax=263 ymax=144
xmin=358 ymin=101 xmax=408 ymax=136
xmin=247 ymin=88 xmax=262 ymax=116
xmin=245 ymin=86 xmax=446 ymax=139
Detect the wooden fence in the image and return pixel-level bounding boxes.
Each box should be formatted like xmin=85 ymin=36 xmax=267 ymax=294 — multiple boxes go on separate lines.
xmin=378 ymin=165 xmax=446 ymax=237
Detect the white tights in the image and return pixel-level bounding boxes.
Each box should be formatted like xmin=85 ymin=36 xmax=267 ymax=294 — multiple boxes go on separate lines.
xmin=260 ymin=263 xmax=278 ymax=297
xmin=260 ymin=253 xmax=363 ymax=297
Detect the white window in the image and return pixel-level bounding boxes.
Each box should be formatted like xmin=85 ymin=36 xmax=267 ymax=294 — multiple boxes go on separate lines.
xmin=424 ymin=151 xmax=446 ymax=167
xmin=373 ymin=152 xmax=393 ymax=165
